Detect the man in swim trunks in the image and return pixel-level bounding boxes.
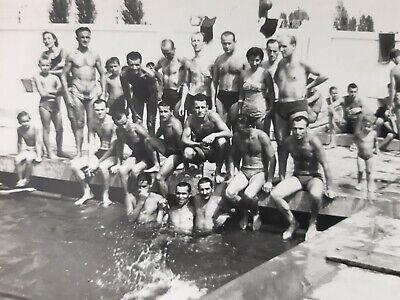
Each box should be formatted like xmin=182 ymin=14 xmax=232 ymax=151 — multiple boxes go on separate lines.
xmin=70 ymin=100 xmax=116 ymax=207
xmin=128 ymin=173 xmax=168 ymax=224
xmin=211 ymin=31 xmax=246 ymax=121
xmin=110 ymin=111 xmax=158 ymax=215
xmin=120 ymin=51 xmax=158 ymax=135
xmin=225 ymin=116 xmax=276 ymax=231
xmin=274 ymin=35 xmax=328 ymax=180
xmin=176 ymin=32 xmax=214 ymax=119
xmin=193 ymin=177 xmax=223 ymax=233
xmin=61 ymin=27 xmax=106 ymax=157
xmin=150 ymin=102 xmax=184 ymax=197
xmin=154 ymin=39 xmax=187 ymax=111
xmin=270 ymin=113 xmax=335 ymax=241
xmin=389 ymin=49 xmax=400 ymax=140
xmin=182 ymin=94 xmax=232 ymax=183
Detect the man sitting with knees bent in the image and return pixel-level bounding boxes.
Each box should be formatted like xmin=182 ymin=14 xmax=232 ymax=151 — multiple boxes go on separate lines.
xmin=182 ymin=94 xmax=232 ymax=182
xmin=225 ymin=116 xmax=276 ymax=230
xmin=270 ymin=113 xmax=335 ymax=241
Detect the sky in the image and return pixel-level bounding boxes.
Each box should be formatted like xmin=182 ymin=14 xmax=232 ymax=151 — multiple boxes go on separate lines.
xmin=0 ymin=0 xmax=400 ymax=32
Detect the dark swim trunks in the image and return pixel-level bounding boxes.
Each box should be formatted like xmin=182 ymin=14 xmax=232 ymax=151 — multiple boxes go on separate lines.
xmin=39 ymin=99 xmax=59 ymax=114
xmin=275 ymin=100 xmax=308 ymax=120
xmin=293 ymin=173 xmax=324 ymax=190
xmin=191 ymin=140 xmax=219 ymax=164
xmin=130 ymin=143 xmax=154 ymax=167
xmin=217 ymin=90 xmax=240 ymax=112
xmin=94 ymin=149 xmax=108 ymax=160
xmin=162 ymin=89 xmax=181 ymax=109
xmin=148 ymin=137 xmax=182 ymax=157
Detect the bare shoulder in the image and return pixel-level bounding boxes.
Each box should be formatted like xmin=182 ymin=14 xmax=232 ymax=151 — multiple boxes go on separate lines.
xmin=171 ymin=116 xmax=183 ymax=130
xmin=309 ymin=133 xmax=323 ymax=149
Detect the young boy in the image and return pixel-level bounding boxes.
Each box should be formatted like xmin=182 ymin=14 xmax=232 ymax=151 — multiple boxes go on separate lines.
xmin=354 ymin=115 xmax=379 ymax=192
xmin=105 ymin=57 xmax=127 ymax=116
xmin=33 ymin=56 xmax=69 ymax=159
xmin=15 ymin=111 xmax=42 ymax=187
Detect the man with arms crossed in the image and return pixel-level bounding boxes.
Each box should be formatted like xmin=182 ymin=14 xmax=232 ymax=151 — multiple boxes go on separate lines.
xmin=182 ymin=94 xmax=232 ymax=183
xmin=274 ymin=35 xmax=327 ymax=180
xmin=270 ymin=113 xmax=335 ymax=241
xmin=71 ymin=99 xmax=115 ymax=207
xmin=225 ymin=116 xmax=276 ymax=230
xmin=211 ymin=31 xmax=245 ymax=121
xmin=61 ymin=27 xmax=106 ymax=157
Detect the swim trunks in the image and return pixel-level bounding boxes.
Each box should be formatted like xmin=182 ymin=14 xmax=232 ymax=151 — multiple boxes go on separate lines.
xmin=241 ymin=166 xmax=264 ymax=180
xmin=94 ymin=148 xmax=108 ymax=160
xmin=293 ymin=173 xmax=323 ymax=190
xmin=70 ymin=85 xmax=99 ymax=102
xmin=217 ymin=90 xmax=240 ymax=112
xmin=39 ymin=99 xmax=59 ymax=114
xmin=130 ymin=143 xmax=154 ymax=167
xmin=148 ymin=137 xmax=182 ymax=157
xmin=191 ymin=140 xmax=219 ymax=164
xmin=275 ymin=100 xmax=308 ymax=120
xmin=162 ymin=89 xmax=181 ymax=109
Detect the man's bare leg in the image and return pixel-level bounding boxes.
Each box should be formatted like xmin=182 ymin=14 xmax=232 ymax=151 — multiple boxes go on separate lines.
xmin=52 ymin=108 xmax=71 ymax=158
xmin=71 ymin=157 xmax=94 ymax=205
xmin=118 ymin=157 xmax=136 ymax=214
xmin=73 ymin=99 xmax=86 ymax=157
xmin=155 ymin=154 xmax=182 ymax=197
xmin=270 ymin=177 xmax=303 ymax=239
xmin=274 ymin=114 xmax=290 ymax=181
xmin=305 ymin=178 xmax=324 ymax=241
xmin=98 ymin=157 xmax=115 ymax=207
xmin=243 ymin=172 xmax=265 ymax=231
xmin=356 ymin=156 xmax=363 ymax=191
xmin=215 ymin=138 xmax=228 ymax=183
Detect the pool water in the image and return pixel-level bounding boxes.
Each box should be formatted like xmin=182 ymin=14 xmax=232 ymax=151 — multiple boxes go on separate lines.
xmin=0 ymin=194 xmax=302 ymax=300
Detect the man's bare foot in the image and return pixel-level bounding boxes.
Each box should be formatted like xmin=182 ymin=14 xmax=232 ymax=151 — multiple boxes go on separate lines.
xmin=16 ymin=179 xmax=28 ymax=188
xmin=102 ymin=193 xmax=113 ymax=207
xmin=305 ymin=224 xmax=318 ymax=241
xmin=239 ymin=210 xmax=249 ymax=230
xmin=355 ymin=183 xmax=362 ymax=191
xmin=57 ymin=150 xmax=73 ymax=159
xmin=145 ymin=164 xmax=160 ymax=173
xmin=282 ymin=221 xmax=299 ymax=240
xmin=74 ymin=191 xmax=94 ymax=205
xmin=252 ymin=214 xmax=262 ymax=231
xmin=215 ymin=173 xmax=225 ymax=184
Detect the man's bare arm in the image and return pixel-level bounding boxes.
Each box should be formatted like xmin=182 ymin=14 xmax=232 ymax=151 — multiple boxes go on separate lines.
xmin=95 ymin=54 xmax=106 ymax=100
xmin=181 ymin=118 xmax=200 ymax=147
xmin=60 ymin=54 xmax=74 ymax=107
xmin=389 ymin=69 xmax=396 ymax=107
xmin=259 ymin=132 xmax=276 ymax=183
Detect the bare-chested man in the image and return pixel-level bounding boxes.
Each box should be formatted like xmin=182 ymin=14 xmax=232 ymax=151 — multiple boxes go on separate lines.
xmin=225 ymin=116 xmax=276 ymax=230
xmin=212 ymin=31 xmax=246 ymax=120
xmin=70 ymin=100 xmax=116 ymax=207
xmin=61 ymin=27 xmax=106 ymax=157
xmin=274 ymin=35 xmax=327 ymax=180
xmin=176 ymin=32 xmax=214 ymax=119
xmin=193 ymin=177 xmax=223 ymax=233
xmin=150 ymin=102 xmax=183 ymax=197
xmin=120 ymin=51 xmax=158 ymax=135
xmin=110 ymin=111 xmax=157 ymax=215
xmin=389 ymin=49 xmax=400 ymax=140
xmin=128 ymin=173 xmax=168 ymax=224
xmin=155 ymin=39 xmax=186 ymax=111
xmin=270 ymin=113 xmax=335 ymax=241
xmin=182 ymin=94 xmax=232 ymax=183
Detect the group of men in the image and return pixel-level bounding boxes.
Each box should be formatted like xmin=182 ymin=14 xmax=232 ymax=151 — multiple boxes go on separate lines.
xmin=16 ymin=26 xmax=338 ymax=240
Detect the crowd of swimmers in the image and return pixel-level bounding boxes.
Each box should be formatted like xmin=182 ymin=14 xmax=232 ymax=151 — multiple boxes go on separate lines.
xmin=13 ymin=26 xmax=400 ymax=241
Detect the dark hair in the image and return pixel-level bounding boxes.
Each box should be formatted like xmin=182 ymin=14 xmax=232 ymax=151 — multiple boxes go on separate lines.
xmin=329 ymin=86 xmax=337 ymax=93
xmin=111 ymin=111 xmax=126 ymax=122
xmin=105 ymin=57 xmax=120 ymax=69
xmin=389 ymin=48 xmax=400 ymax=60
xmin=237 ymin=115 xmax=256 ymax=127
xmin=292 ymin=115 xmax=309 ymax=126
xmin=17 ymin=111 xmax=30 ymax=122
xmin=193 ymin=93 xmax=208 ymax=103
xmin=221 ymin=31 xmax=235 ymax=41
xmin=246 ymin=47 xmax=264 ymax=60
xmin=75 ymin=27 xmax=91 ymax=36
xmin=93 ymin=99 xmax=107 ymax=107
xmin=137 ymin=173 xmax=152 ymax=184
xmin=158 ymin=101 xmax=171 ymax=109
xmin=161 ymin=39 xmax=175 ymax=49
xmin=198 ymin=177 xmax=213 ymax=189
xmin=176 ymin=181 xmax=191 ymax=194
xmin=289 ymin=35 xmax=297 ymax=45
xmin=347 ymin=83 xmax=358 ymax=90
xmin=146 ymin=62 xmax=155 ymax=68
xmin=42 ymin=31 xmax=59 ymax=47
xmin=266 ymin=38 xmax=278 ymax=47
xmin=126 ymin=51 xmax=142 ymax=63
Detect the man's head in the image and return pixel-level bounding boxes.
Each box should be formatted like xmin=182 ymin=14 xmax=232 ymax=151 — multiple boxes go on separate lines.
xmin=246 ymin=47 xmax=264 ymax=71
xmin=291 ymin=113 xmax=309 ymax=140
xmin=221 ymin=31 xmax=236 ymax=54
xmin=191 ymin=32 xmax=205 ymax=53
xmin=38 ymin=56 xmax=52 ymax=74
xmin=158 ymin=102 xmax=173 ymax=122
xmin=347 ymin=83 xmax=358 ymax=99
xmin=126 ymin=51 xmax=142 ymax=74
xmin=106 ymin=57 xmax=121 ymax=75
xmin=329 ymin=86 xmax=338 ymax=101
xmin=137 ymin=173 xmax=152 ymax=194
xmin=278 ymin=35 xmax=296 ymax=58
xmin=17 ymin=111 xmax=31 ymax=128
xmin=235 ymin=115 xmax=256 ymax=132
xmin=161 ymin=39 xmax=176 ymax=60
xmin=93 ymin=99 xmax=107 ymax=120
xmin=175 ymin=182 xmax=191 ymax=207
xmin=266 ymin=38 xmax=279 ymax=63
xmin=75 ymin=27 xmax=91 ymax=48
xmin=197 ymin=177 xmax=213 ymax=201
xmin=193 ymin=94 xmax=208 ymax=118
xmin=112 ymin=111 xmax=128 ymax=129
xmin=389 ymin=48 xmax=400 ymax=64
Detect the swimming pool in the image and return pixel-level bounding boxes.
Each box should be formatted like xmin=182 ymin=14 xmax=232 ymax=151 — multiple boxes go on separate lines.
xmin=0 ymin=194 xmax=302 ymax=299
